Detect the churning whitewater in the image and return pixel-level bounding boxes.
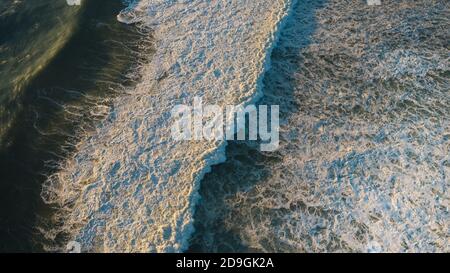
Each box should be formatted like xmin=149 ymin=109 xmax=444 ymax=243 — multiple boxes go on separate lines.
xmin=190 ymin=0 xmax=449 ymax=253
xmin=42 ymin=0 xmax=295 ymax=252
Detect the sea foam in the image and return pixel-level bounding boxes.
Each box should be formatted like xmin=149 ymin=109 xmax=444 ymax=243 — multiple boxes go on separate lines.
xmin=190 ymin=0 xmax=449 ymax=253
xmin=42 ymin=0 xmax=295 ymax=252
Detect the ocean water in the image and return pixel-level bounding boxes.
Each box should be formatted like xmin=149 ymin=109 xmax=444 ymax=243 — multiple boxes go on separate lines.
xmin=0 ymin=0 xmax=149 ymax=251
xmin=42 ymin=0 xmax=295 ymax=253
xmin=1 ymin=0 xmax=448 ymax=253
xmin=0 ymin=0 xmax=81 ymax=145
xmin=190 ymin=0 xmax=449 ymax=253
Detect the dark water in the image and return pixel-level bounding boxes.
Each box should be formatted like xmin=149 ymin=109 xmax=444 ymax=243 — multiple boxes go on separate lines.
xmin=0 ymin=0 xmax=81 ymax=144
xmin=190 ymin=0 xmax=449 ymax=253
xmin=0 ymin=0 xmax=148 ymax=252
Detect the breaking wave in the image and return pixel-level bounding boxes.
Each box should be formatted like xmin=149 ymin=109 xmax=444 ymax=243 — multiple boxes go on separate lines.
xmin=41 ymin=0 xmax=296 ymax=252
xmin=190 ymin=0 xmax=449 ymax=253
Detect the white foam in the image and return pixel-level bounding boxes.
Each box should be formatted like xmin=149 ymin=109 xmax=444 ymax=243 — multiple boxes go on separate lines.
xmin=367 ymin=0 xmax=381 ymax=6
xmin=42 ymin=0 xmax=295 ymax=252
xmin=191 ymin=0 xmax=450 ymax=253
